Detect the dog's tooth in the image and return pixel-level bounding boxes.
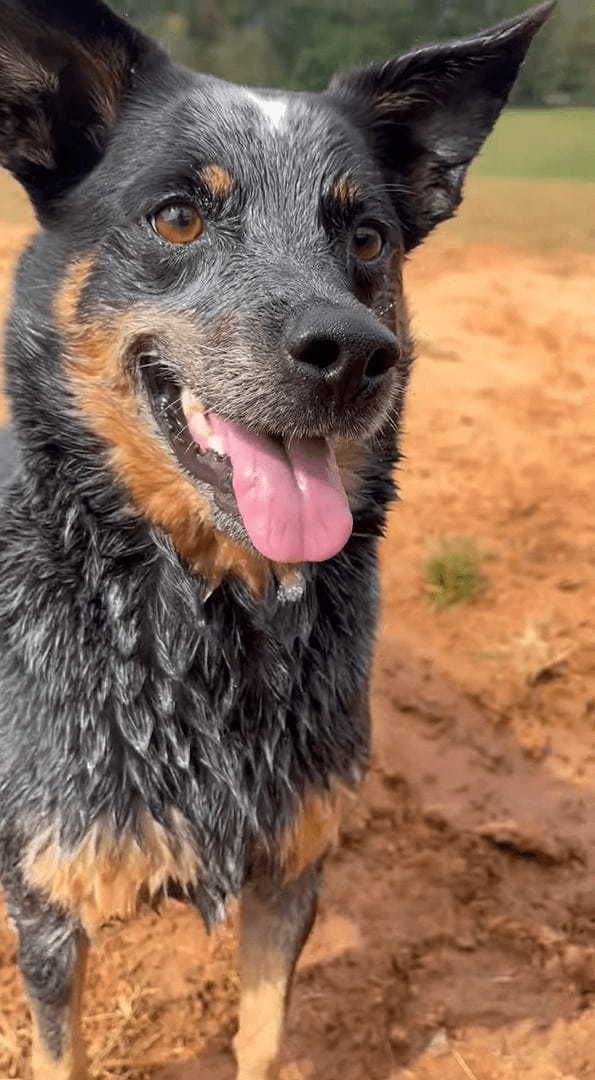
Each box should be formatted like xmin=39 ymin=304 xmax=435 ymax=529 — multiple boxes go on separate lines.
xmin=207 ymin=434 xmax=225 ymax=456
xmin=181 ymin=387 xmax=211 ymax=443
xmin=181 ymin=387 xmax=205 ymax=416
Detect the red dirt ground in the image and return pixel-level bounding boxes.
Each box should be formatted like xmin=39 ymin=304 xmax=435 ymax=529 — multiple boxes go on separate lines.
xmin=0 ymin=202 xmax=593 ymax=1079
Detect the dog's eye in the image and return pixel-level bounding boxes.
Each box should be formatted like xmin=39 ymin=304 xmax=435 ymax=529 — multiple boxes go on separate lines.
xmin=152 ymin=204 xmax=204 ymax=245
xmin=350 ymin=226 xmax=384 ymax=262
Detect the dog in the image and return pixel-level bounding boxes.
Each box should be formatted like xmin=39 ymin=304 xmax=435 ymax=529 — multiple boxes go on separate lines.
xmin=0 ymin=1 xmax=552 ymax=1077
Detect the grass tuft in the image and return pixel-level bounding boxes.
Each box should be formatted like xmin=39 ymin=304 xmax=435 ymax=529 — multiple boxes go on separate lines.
xmin=424 ymin=537 xmax=487 ymax=610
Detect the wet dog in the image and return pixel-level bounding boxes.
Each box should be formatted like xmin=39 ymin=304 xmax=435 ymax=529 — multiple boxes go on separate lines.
xmin=0 ymin=1 xmax=552 ymax=1076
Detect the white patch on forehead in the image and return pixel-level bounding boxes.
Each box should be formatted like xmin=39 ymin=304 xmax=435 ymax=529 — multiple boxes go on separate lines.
xmin=245 ymin=90 xmax=289 ymax=133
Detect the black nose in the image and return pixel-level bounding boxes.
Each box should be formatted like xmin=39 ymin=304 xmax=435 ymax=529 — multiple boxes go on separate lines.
xmin=284 ymin=303 xmax=398 ymax=402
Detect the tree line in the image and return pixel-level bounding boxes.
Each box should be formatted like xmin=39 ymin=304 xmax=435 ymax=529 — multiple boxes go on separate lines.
xmin=117 ymin=0 xmax=595 ymax=106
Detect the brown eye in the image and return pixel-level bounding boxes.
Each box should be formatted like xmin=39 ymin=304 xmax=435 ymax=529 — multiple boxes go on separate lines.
xmin=351 ymin=225 xmax=384 ymax=262
xmin=152 ymin=203 xmax=203 ymax=244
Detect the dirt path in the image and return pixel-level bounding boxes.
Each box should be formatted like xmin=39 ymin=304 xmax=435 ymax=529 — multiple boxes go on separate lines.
xmin=0 ymin=223 xmax=593 ymax=1078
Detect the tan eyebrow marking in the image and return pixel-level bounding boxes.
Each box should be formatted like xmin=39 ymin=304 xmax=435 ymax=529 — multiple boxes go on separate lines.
xmin=333 ymin=176 xmax=361 ymax=204
xmin=199 ymin=163 xmax=233 ymax=198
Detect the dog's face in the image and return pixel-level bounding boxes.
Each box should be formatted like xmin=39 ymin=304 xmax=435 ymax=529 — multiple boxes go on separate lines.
xmin=0 ymin=1 xmax=552 ymax=567
xmin=64 ymin=79 xmax=405 ymax=563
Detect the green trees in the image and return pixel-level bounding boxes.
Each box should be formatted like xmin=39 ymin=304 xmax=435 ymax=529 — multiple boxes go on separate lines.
xmin=117 ymin=0 xmax=594 ymax=105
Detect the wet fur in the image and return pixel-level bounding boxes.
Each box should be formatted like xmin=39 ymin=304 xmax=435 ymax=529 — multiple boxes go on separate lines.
xmin=0 ymin=0 xmax=553 ymax=1075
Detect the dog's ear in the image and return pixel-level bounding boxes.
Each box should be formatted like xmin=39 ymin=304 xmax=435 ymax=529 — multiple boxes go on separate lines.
xmin=0 ymin=0 xmax=163 ymax=216
xmin=328 ymin=2 xmax=554 ymax=249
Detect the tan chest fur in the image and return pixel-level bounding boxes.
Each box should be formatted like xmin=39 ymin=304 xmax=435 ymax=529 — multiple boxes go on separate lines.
xmin=23 ymin=811 xmax=201 ymax=935
xmin=23 ymin=784 xmax=350 ymax=935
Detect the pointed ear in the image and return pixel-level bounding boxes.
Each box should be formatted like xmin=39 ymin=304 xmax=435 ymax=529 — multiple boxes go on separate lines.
xmin=0 ymin=0 xmax=163 ymax=216
xmin=328 ymin=2 xmax=554 ymax=249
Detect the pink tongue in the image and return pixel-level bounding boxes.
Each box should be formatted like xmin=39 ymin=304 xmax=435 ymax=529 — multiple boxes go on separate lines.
xmin=191 ymin=413 xmax=353 ymax=562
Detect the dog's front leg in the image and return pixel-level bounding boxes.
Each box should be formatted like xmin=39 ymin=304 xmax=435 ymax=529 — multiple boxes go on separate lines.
xmin=234 ymin=866 xmax=320 ymax=1080
xmin=6 ymin=885 xmax=88 ymax=1080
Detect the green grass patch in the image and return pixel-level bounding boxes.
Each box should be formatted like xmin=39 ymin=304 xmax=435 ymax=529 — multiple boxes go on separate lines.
xmin=424 ymin=538 xmax=487 ymax=610
xmin=473 ymin=109 xmax=595 ymax=183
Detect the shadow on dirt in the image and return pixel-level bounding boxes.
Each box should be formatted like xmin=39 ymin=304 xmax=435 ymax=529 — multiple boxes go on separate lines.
xmin=151 ymin=637 xmax=595 ymax=1080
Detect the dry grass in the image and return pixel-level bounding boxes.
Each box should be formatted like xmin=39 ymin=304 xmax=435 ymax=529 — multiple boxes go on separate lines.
xmin=432 ymin=175 xmax=595 ymax=254
xmin=452 ymin=1049 xmax=481 ymax=1080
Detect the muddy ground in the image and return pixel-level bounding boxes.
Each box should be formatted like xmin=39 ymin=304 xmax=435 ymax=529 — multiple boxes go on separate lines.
xmin=0 ymin=186 xmax=593 ymax=1079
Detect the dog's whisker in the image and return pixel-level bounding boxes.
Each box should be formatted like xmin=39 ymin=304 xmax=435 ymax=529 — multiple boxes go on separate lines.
xmin=137 ymin=358 xmax=164 ymax=370
xmin=155 ymin=396 xmax=183 ymax=421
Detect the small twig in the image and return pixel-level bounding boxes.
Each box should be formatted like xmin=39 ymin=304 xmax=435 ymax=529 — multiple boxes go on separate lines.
xmin=452 ymin=1049 xmax=481 ymax=1080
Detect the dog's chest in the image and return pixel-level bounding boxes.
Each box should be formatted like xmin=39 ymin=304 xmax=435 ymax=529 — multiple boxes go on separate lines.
xmin=19 ymin=558 xmax=376 ymax=931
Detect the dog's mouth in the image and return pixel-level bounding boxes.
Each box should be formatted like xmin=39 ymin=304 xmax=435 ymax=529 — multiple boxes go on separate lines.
xmin=142 ymin=364 xmax=353 ymax=563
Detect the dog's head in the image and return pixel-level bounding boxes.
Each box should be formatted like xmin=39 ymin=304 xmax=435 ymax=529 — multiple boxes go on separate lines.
xmin=0 ymin=0 xmax=552 ymax=568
